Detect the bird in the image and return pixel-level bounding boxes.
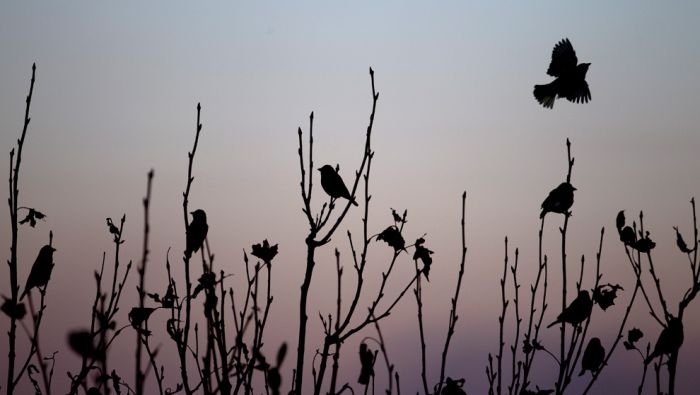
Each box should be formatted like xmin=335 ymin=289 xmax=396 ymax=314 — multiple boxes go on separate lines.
xmin=20 ymin=245 xmax=56 ymax=300
xmin=547 ymin=290 xmax=592 ymax=328
xmin=645 ymin=316 xmax=684 ymax=364
xmin=579 ymin=337 xmax=605 ymax=376
xmin=185 ymin=209 xmax=208 ymax=259
xmin=534 ymin=38 xmax=591 ymax=108
xmin=318 ymin=165 xmax=358 ymax=206
xmin=358 ymin=342 xmax=375 ymax=385
xmin=540 ymin=182 xmax=576 ymax=219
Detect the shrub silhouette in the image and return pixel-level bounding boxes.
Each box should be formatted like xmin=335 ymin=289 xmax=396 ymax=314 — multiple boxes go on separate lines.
xmin=2 ymin=64 xmax=699 ymax=395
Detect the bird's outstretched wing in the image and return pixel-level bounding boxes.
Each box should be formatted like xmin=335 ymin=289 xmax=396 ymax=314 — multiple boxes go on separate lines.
xmin=566 ymin=81 xmax=591 ymax=104
xmin=547 ymin=38 xmax=578 ymax=77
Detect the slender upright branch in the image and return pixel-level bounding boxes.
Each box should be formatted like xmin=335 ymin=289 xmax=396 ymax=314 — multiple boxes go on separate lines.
xmin=179 ymin=103 xmax=203 ymax=395
xmin=435 ymin=191 xmax=468 ymax=395
xmin=135 ymin=170 xmax=154 ymax=395
xmin=6 ymin=63 xmax=36 ymax=395
xmin=294 ymin=68 xmax=378 ymax=395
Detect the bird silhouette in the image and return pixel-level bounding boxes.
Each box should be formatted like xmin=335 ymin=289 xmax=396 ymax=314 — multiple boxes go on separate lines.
xmin=441 ymin=377 xmax=467 ymax=395
xmin=318 ymin=165 xmax=358 ymax=206
xmin=20 ymin=245 xmax=56 ymax=300
xmin=547 ymin=290 xmax=592 ymax=328
xmin=540 ymin=182 xmax=576 ymax=218
xmin=358 ymin=342 xmax=375 ymax=385
xmin=534 ymin=38 xmax=591 ymax=108
xmin=645 ymin=316 xmax=684 ymax=364
xmin=186 ymin=209 xmax=208 ymax=259
xmin=579 ymin=337 xmax=605 ymax=376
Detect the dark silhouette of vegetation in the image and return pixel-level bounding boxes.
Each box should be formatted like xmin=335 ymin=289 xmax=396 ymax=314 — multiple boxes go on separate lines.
xmin=1 ymin=63 xmax=698 ymax=395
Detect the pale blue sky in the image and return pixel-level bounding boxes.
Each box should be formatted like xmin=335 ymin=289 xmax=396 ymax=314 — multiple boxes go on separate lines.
xmin=1 ymin=2 xmax=700 ymax=393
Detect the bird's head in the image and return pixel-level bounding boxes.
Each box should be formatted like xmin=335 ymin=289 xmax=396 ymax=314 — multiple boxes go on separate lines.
xmin=318 ymin=165 xmax=335 ymax=175
xmin=590 ymin=337 xmax=601 ymax=346
xmin=579 ymin=290 xmax=590 ymax=300
xmin=559 ymin=182 xmax=577 ymax=192
xmin=190 ymin=209 xmax=207 ymax=221
xmin=579 ymin=63 xmax=591 ymax=75
xmin=40 ymin=245 xmax=56 ymax=255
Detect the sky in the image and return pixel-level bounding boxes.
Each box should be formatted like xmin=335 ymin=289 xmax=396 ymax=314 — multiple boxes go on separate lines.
xmin=1 ymin=1 xmax=700 ymax=394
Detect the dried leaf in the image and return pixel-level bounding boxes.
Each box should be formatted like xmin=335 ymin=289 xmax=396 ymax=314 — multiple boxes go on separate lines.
xmin=377 ymin=226 xmax=405 ymax=252
xmin=251 ymin=239 xmax=279 ymax=262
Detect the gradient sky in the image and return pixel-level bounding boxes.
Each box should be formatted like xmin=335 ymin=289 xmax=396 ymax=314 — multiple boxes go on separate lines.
xmin=2 ymin=2 xmax=700 ymax=394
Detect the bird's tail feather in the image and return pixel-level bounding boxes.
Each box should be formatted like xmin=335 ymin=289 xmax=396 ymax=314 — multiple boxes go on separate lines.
xmin=534 ymin=83 xmax=557 ymax=109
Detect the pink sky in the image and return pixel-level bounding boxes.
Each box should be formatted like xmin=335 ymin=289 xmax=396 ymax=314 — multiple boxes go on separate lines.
xmin=2 ymin=2 xmax=700 ymax=394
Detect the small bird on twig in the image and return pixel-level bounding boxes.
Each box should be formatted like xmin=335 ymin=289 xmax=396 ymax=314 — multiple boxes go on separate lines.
xmin=534 ymin=38 xmax=591 ymax=108
xmin=186 ymin=209 xmax=208 ymax=258
xmin=645 ymin=316 xmax=684 ymax=364
xmin=540 ymin=182 xmax=576 ymax=219
xmin=358 ymin=342 xmax=375 ymax=385
xmin=318 ymin=165 xmax=358 ymax=206
xmin=579 ymin=337 xmax=605 ymax=376
xmin=547 ymin=290 xmax=592 ymax=328
xmin=21 ymin=245 xmax=56 ymax=300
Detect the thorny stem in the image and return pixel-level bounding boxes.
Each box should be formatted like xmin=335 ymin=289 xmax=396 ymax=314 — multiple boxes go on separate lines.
xmin=508 ymin=248 xmax=522 ymax=395
xmin=413 ymin=267 xmax=429 ymax=395
xmin=496 ymin=237 xmax=509 ymax=395
xmin=582 ymin=230 xmax=643 ymax=395
xmin=135 ymin=169 xmax=154 ymax=395
xmin=555 ymin=138 xmax=574 ymax=395
xmin=435 ymin=191 xmax=468 ymax=395
xmin=520 ymin=219 xmax=548 ymax=392
xmin=6 ymin=63 xmax=36 ymax=395
xmin=295 ymin=68 xmax=378 ymax=395
xmin=179 ymin=103 xmax=203 ymax=395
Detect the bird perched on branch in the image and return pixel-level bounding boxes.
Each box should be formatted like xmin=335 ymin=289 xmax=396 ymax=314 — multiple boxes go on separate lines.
xmin=534 ymin=38 xmax=591 ymax=108
xmin=21 ymin=245 xmax=56 ymax=300
xmin=547 ymin=290 xmax=592 ymax=328
xmin=579 ymin=337 xmax=605 ymax=376
xmin=186 ymin=209 xmax=208 ymax=258
xmin=646 ymin=316 xmax=684 ymax=364
xmin=318 ymin=165 xmax=358 ymax=206
xmin=540 ymin=182 xmax=576 ymax=219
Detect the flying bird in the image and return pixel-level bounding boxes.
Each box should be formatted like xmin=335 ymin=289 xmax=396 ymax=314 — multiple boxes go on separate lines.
xmin=21 ymin=245 xmax=56 ymax=300
xmin=318 ymin=165 xmax=358 ymax=206
xmin=186 ymin=209 xmax=208 ymax=259
xmin=579 ymin=337 xmax=605 ymax=376
xmin=540 ymin=182 xmax=576 ymax=219
xmin=547 ymin=290 xmax=592 ymax=328
xmin=645 ymin=316 xmax=684 ymax=364
xmin=534 ymin=38 xmax=591 ymax=108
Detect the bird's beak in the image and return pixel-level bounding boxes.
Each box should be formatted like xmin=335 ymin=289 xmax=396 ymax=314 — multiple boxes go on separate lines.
xmin=317 ymin=168 xmax=321 ymax=171
xmin=51 ymin=247 xmax=57 ymax=251
xmin=572 ymin=187 xmax=577 ymax=191
xmin=189 ymin=211 xmax=194 ymax=215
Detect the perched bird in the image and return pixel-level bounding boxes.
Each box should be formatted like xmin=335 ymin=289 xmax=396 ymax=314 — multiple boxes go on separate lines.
xmin=645 ymin=316 xmax=684 ymax=364
xmin=540 ymin=182 xmax=576 ymax=219
xmin=318 ymin=165 xmax=358 ymax=206
xmin=20 ymin=245 xmax=56 ymax=300
xmin=547 ymin=290 xmax=592 ymax=328
xmin=579 ymin=337 xmax=605 ymax=376
xmin=619 ymin=226 xmax=636 ymax=246
xmin=441 ymin=377 xmax=467 ymax=395
xmin=185 ymin=209 xmax=208 ymax=259
xmin=534 ymin=38 xmax=591 ymax=108
xmin=358 ymin=342 xmax=375 ymax=385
